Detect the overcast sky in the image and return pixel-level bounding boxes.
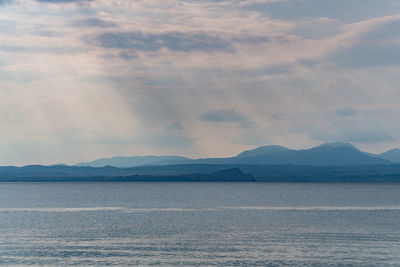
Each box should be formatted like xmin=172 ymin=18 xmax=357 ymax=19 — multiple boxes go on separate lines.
xmin=1 ymin=0 xmax=400 ymax=165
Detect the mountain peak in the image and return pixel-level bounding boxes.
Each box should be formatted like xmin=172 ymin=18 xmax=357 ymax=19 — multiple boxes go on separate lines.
xmin=231 ymin=142 xmax=390 ymax=166
xmin=316 ymin=142 xmax=361 ymax=151
xmin=379 ymin=148 xmax=400 ymax=163
xmin=236 ymin=145 xmax=290 ymax=158
xmin=383 ymin=148 xmax=400 ymax=153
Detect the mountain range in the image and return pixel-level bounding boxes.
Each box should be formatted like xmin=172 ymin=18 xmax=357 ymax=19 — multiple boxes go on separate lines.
xmin=2 ymin=142 xmax=400 ymax=183
xmin=77 ymin=142 xmax=399 ymax=167
xmin=77 ymin=156 xmax=191 ymax=168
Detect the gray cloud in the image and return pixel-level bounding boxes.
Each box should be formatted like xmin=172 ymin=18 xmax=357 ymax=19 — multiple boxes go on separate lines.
xmin=231 ymin=34 xmax=270 ymax=44
xmin=70 ymin=18 xmax=117 ymax=28
xmin=200 ymin=109 xmax=247 ymax=122
xmin=200 ymin=109 xmax=258 ymax=129
xmin=36 ymin=0 xmax=92 ymax=3
xmin=243 ymin=0 xmax=400 ymax=23
xmin=92 ymin=31 xmax=233 ymax=52
xmin=333 ymin=43 xmax=400 ymax=68
xmin=119 ymin=51 xmax=136 ymax=60
xmin=336 ymin=107 xmax=357 ymax=117
xmin=166 ymin=122 xmax=184 ymax=131
xmin=331 ymin=19 xmax=400 ymax=68
xmin=0 ymin=0 xmax=13 ymax=4
xmin=365 ymin=19 xmax=400 ymax=41
xmin=238 ymin=120 xmax=258 ymax=129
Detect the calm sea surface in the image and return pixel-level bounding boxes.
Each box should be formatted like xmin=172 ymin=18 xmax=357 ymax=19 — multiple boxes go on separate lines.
xmin=0 ymin=182 xmax=400 ymax=266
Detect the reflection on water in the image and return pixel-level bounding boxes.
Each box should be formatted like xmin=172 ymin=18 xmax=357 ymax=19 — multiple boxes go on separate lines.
xmin=0 ymin=182 xmax=400 ymax=266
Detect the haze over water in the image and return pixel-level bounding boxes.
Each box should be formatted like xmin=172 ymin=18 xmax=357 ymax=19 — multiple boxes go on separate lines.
xmin=1 ymin=182 xmax=400 ymax=266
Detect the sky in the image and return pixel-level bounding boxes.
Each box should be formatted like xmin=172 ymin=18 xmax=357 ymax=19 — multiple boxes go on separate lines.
xmin=1 ymin=0 xmax=400 ymax=165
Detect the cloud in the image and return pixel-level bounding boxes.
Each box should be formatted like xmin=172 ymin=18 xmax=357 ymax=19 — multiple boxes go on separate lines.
xmin=0 ymin=0 xmax=13 ymax=4
xmin=290 ymin=18 xmax=341 ymax=39
xmin=336 ymin=107 xmax=357 ymax=117
xmin=330 ymin=18 xmax=400 ymax=68
xmin=118 ymin=51 xmax=136 ymax=60
xmin=231 ymin=34 xmax=271 ymax=44
xmin=33 ymin=30 xmax=63 ymax=37
xmin=242 ymin=0 xmax=400 ymax=23
xmin=200 ymin=109 xmax=258 ymax=129
xmin=36 ymin=0 xmax=92 ymax=3
xmin=91 ymin=31 xmax=233 ymax=52
xmin=166 ymin=122 xmax=183 ymax=131
xmin=69 ymin=18 xmax=117 ymax=28
xmin=2 ymin=0 xmax=400 ymax=164
xmin=200 ymin=109 xmax=247 ymax=122
xmin=238 ymin=120 xmax=258 ymax=129
xmin=333 ymin=44 xmax=400 ymax=68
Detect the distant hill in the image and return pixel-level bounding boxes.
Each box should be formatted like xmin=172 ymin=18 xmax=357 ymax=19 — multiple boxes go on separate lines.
xmin=77 ymin=155 xmax=192 ymax=168
xmin=76 ymin=142 xmax=392 ymax=167
xmin=0 ymin=165 xmax=255 ymax=182
xmin=192 ymin=142 xmax=390 ymax=166
xmin=3 ymin=164 xmax=400 ymax=183
xmin=379 ymin=148 xmax=400 ymax=163
xmin=236 ymin=145 xmax=290 ymax=158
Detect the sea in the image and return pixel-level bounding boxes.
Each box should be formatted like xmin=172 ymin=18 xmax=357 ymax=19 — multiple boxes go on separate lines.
xmin=0 ymin=182 xmax=400 ymax=266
